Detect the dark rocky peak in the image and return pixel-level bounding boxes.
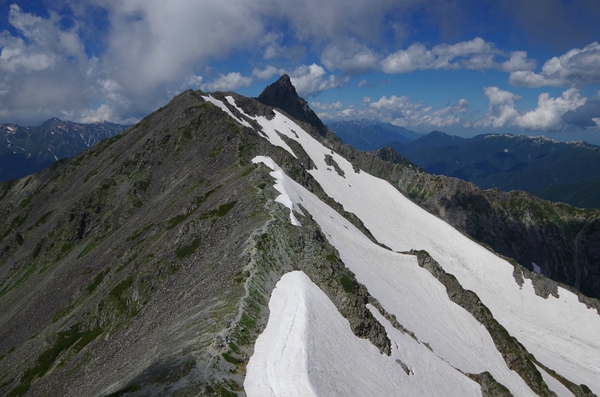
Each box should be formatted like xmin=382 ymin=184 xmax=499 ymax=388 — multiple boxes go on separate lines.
xmin=256 ymin=74 xmax=328 ymax=136
xmin=373 ymin=146 xmax=402 ymax=162
xmin=429 ymin=130 xmax=448 ymax=137
xmin=258 ymin=74 xmax=295 ymax=99
xmin=411 ymin=130 xmax=466 ymax=148
xmin=40 ymin=117 xmax=65 ymax=128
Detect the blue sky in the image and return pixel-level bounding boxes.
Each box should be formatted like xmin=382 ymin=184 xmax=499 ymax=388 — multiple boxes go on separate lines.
xmin=1 ymin=1 xmax=600 ymax=144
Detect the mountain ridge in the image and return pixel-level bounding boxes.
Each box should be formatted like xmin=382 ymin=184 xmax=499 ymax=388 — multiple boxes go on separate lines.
xmin=0 ymin=118 xmax=128 ymax=182
xmin=326 ymin=119 xmax=421 ymax=151
xmin=0 ymin=88 xmax=393 ymax=396
xmin=389 ymin=130 xmax=600 ymax=208
xmin=326 ymin=120 xmax=600 ymax=209
xmin=0 ymin=79 xmax=598 ymax=396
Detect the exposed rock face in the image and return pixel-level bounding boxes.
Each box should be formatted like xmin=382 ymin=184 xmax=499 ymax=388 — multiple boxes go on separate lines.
xmin=574 ymin=218 xmax=600 ymax=293
xmin=0 ymin=90 xmax=274 ymax=396
xmin=256 ymin=74 xmax=328 ymax=136
xmin=416 ymin=181 xmax=600 ymax=301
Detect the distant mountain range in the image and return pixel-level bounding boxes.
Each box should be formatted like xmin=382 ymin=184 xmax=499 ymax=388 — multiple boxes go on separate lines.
xmin=390 ymin=132 xmax=600 ymax=209
xmin=0 ymin=118 xmax=128 ymax=182
xmin=326 ymin=119 xmax=421 ymax=151
xmin=327 ymin=121 xmax=600 ymax=209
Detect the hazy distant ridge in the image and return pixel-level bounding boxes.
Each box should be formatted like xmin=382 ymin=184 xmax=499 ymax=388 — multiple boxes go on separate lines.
xmin=391 ymin=131 xmax=600 ymax=208
xmin=0 ymin=118 xmax=128 ymax=182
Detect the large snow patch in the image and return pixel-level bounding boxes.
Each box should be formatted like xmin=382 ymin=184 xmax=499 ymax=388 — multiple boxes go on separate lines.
xmin=244 ymin=271 xmax=481 ymax=397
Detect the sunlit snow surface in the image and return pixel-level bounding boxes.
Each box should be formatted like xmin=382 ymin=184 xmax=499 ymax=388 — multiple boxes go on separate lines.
xmin=250 ymin=156 xmax=537 ymax=396
xmin=206 ymin=96 xmax=600 ymax=395
xmin=245 ymin=271 xmax=481 ymax=397
xmin=253 ymin=157 xmax=303 ymax=226
xmin=201 ymin=95 xmax=252 ymax=128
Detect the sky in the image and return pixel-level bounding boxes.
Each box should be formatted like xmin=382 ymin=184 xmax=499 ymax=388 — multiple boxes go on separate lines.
xmin=1 ymin=0 xmax=600 ymax=144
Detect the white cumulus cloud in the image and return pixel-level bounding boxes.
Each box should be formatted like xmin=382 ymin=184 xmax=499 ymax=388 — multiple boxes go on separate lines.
xmin=184 ymin=75 xmax=204 ymax=89
xmin=310 ymin=101 xmax=344 ymax=111
xmin=509 ymin=42 xmax=600 ymax=88
xmin=99 ymin=0 xmax=263 ymax=92
xmin=381 ymin=37 xmax=535 ymax=73
xmin=289 ymin=64 xmax=349 ymax=97
xmin=0 ymin=5 xmax=85 ymax=73
xmin=0 ymin=4 xmax=92 ymax=124
xmin=265 ymin=0 xmax=417 ymax=44
xmin=381 ymin=43 xmax=435 ymax=73
xmin=252 ymin=65 xmax=286 ymax=80
xmin=259 ymin=32 xmax=305 ymax=60
xmin=321 ymin=94 xmax=470 ymax=129
xmin=321 ymin=39 xmax=381 ymax=74
xmin=476 ymin=86 xmax=586 ymax=130
xmin=500 ymin=51 xmax=537 ymax=73
xmin=517 ymin=89 xmax=586 ymax=130
xmin=202 ymin=72 xmax=253 ymax=92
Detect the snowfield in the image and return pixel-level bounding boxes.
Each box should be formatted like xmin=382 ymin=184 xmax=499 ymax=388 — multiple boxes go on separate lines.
xmin=250 ymin=155 xmax=539 ymax=396
xmin=245 ymin=271 xmax=482 ymax=397
xmin=206 ymin=95 xmax=600 ymax=396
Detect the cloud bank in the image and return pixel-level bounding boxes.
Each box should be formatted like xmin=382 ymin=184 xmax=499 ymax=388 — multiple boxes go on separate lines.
xmin=317 ymin=86 xmax=594 ymax=133
xmin=380 ymin=38 xmax=536 ymax=74
xmin=317 ymin=95 xmax=471 ymax=130
xmin=476 ymin=87 xmax=586 ymax=131
xmin=0 ymin=0 xmax=599 ymax=138
xmin=0 ymin=5 xmax=91 ymax=123
xmin=509 ymin=42 xmax=600 ymax=88
xmin=289 ymin=64 xmax=350 ymax=97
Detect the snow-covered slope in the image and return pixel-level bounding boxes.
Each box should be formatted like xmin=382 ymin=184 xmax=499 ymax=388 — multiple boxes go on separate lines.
xmin=245 ymin=271 xmax=482 ymax=397
xmin=205 ymin=95 xmax=600 ymax=396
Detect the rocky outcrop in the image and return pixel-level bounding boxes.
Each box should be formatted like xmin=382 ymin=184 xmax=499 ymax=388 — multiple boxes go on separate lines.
xmin=574 ymin=218 xmax=600 ymax=296
xmin=256 ymin=74 xmax=328 ymax=136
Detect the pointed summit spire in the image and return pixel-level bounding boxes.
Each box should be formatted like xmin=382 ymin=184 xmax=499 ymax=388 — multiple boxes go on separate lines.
xmin=257 ymin=74 xmax=298 ymax=102
xmin=257 ymin=74 xmax=328 ymax=136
